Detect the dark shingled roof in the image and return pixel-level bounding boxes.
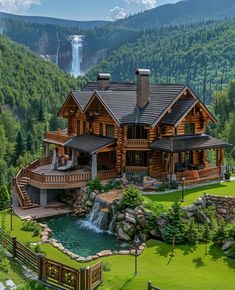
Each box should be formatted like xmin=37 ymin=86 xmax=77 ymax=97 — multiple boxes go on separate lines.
xmin=150 ymin=134 xmax=232 ymax=152
xmin=82 ymin=82 xmax=136 ymax=91
xmin=95 ymin=84 xmax=186 ymax=125
xmin=64 ymin=134 xmax=115 ymax=154
xmin=72 ymin=91 xmax=93 ymax=110
xmin=161 ymin=98 xmax=197 ymax=126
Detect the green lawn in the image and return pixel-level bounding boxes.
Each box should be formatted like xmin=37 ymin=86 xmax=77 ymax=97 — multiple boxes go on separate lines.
xmin=1 ymin=181 xmax=235 ymax=289
xmin=144 ymin=181 xmax=235 ymax=209
xmin=99 ymin=240 xmax=235 ymax=290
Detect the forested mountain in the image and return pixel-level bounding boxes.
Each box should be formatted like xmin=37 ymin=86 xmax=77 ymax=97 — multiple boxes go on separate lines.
xmin=88 ymin=18 xmax=235 ymax=103
xmin=0 ymin=35 xmax=85 ymax=186
xmin=111 ymin=0 xmax=235 ymax=30
xmin=0 ymin=12 xmax=108 ymax=29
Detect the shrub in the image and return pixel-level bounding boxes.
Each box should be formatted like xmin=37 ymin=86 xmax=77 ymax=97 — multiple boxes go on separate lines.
xmin=21 ymin=220 xmax=38 ymax=232
xmin=87 ymin=177 xmax=102 ymax=194
xmin=33 ymin=227 xmax=40 ymax=237
xmin=0 ymin=185 xmax=10 ymax=210
xmin=186 ymin=219 xmax=200 ymax=243
xmin=159 ymin=182 xmax=169 ymax=192
xmin=170 ymin=180 xmax=179 ymax=190
xmin=0 ymin=258 xmax=10 ymax=273
xmin=213 ymin=219 xmax=228 ymax=246
xmin=31 ymin=244 xmax=44 ymax=254
xmin=163 ymin=202 xmax=188 ymax=244
xmin=103 ymin=261 xmax=112 ymax=272
xmin=118 ymin=185 xmax=143 ymax=210
xmin=227 ymin=243 xmax=235 ymax=258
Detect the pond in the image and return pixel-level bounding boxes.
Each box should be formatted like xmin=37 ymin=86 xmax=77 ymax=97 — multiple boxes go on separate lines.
xmin=41 ymin=215 xmax=130 ymax=257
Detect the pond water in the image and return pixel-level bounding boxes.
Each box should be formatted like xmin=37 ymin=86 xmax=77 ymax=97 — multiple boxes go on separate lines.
xmin=41 ymin=215 xmax=130 ymax=257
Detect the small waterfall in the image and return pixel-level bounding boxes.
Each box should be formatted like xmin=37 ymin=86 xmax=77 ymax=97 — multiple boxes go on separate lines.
xmin=56 ymin=41 xmax=60 ymax=66
xmin=82 ymin=197 xmax=116 ymax=233
xmin=70 ymin=35 xmax=84 ymax=77
xmin=51 ymin=150 xmax=58 ymax=170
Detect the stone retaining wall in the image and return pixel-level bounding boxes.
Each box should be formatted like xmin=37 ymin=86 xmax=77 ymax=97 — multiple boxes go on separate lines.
xmin=204 ymin=194 xmax=235 ymax=220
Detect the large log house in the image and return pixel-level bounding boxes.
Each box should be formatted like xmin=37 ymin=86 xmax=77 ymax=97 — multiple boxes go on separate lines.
xmin=14 ymin=69 xmax=232 ymax=209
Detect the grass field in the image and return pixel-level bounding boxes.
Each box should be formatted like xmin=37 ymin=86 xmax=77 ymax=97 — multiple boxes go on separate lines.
xmin=144 ymin=181 xmax=235 ymax=209
xmin=1 ymin=181 xmax=235 ymax=289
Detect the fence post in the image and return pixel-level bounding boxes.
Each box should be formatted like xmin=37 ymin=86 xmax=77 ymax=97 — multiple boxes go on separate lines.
xmin=38 ymin=254 xmax=45 ymax=282
xmin=148 ymin=281 xmax=152 ymax=290
xmin=80 ymin=267 xmax=86 ymax=290
xmin=12 ymin=236 xmax=17 ymax=259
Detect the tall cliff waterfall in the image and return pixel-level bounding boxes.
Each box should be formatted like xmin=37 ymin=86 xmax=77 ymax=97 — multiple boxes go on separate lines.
xmin=70 ymin=35 xmax=83 ymax=77
xmin=82 ymin=197 xmax=116 ymax=233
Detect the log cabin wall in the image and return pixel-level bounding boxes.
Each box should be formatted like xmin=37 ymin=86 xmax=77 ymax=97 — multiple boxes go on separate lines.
xmin=150 ymin=151 xmax=166 ymax=179
xmin=176 ymin=108 xmax=205 ymax=135
xmin=97 ymin=152 xmax=114 ymax=168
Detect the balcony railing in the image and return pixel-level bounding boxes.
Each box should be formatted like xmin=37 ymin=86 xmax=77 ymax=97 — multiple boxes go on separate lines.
xmin=44 ymin=130 xmax=71 ymax=144
xmin=126 ymin=139 xmax=149 ymax=148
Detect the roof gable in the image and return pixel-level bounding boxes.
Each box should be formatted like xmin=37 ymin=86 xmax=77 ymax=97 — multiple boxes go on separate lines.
xmin=57 ymin=92 xmax=82 ymax=118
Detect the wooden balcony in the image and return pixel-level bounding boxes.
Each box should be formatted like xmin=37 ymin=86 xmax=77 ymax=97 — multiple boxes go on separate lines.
xmin=176 ymin=166 xmax=222 ymax=185
xmin=18 ymin=157 xmax=117 ymax=189
xmin=126 ymin=139 xmax=149 ymax=149
xmin=44 ymin=130 xmax=71 ymax=145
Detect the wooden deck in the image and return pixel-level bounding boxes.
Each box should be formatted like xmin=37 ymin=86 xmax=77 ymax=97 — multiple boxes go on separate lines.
xmin=21 ymin=159 xmax=117 ymax=189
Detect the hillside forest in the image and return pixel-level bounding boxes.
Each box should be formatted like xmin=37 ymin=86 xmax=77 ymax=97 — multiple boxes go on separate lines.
xmin=0 ymin=16 xmax=235 ymax=207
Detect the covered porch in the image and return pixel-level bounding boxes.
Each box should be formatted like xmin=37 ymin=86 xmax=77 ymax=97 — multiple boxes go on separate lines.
xmin=150 ymin=134 xmax=232 ymax=185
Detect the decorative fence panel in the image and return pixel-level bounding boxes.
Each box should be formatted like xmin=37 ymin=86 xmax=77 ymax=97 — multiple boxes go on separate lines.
xmin=86 ymin=262 xmax=103 ymax=290
xmin=0 ymin=231 xmax=103 ymax=290
xmin=42 ymin=258 xmax=80 ymax=290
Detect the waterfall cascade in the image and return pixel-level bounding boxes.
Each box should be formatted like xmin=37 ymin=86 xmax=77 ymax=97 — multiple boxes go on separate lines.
xmin=56 ymin=41 xmax=60 ymax=66
xmin=70 ymin=35 xmax=84 ymax=77
xmin=82 ymin=197 xmax=116 ymax=233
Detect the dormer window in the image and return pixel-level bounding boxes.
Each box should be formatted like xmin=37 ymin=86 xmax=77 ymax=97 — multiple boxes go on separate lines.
xmin=185 ymin=123 xmax=195 ymax=135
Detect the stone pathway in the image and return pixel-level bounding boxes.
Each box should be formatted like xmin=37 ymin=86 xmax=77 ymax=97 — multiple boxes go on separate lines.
xmin=141 ymin=179 xmax=231 ymax=195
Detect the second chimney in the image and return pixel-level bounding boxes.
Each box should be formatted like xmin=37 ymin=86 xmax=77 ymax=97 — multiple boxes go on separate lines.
xmin=136 ymin=68 xmax=151 ymax=108
xmin=97 ymin=73 xmax=111 ymax=90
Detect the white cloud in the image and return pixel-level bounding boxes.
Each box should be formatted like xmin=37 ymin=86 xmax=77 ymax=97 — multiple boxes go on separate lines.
xmin=0 ymin=0 xmax=41 ymax=14
xmin=109 ymin=6 xmax=127 ymax=21
xmin=125 ymin=0 xmax=157 ymax=9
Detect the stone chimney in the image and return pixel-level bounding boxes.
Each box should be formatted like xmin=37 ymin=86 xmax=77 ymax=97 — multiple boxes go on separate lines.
xmin=136 ymin=68 xmax=151 ymax=108
xmin=97 ymin=73 xmax=111 ymax=90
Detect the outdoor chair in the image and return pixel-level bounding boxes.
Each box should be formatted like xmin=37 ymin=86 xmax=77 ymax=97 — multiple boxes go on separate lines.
xmin=58 ymin=160 xmax=74 ymax=172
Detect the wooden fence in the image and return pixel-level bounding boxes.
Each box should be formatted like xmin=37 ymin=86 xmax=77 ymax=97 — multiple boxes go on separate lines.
xmin=0 ymin=230 xmax=103 ymax=290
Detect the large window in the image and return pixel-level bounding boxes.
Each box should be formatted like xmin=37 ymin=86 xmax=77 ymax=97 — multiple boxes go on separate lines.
xmin=127 ymin=126 xmax=148 ymax=139
xmin=126 ymin=151 xmax=148 ymax=166
xmin=184 ymin=123 xmax=195 ymax=135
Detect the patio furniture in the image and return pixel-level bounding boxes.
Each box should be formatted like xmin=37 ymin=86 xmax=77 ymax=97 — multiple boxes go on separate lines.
xmin=58 ymin=160 xmax=74 ymax=172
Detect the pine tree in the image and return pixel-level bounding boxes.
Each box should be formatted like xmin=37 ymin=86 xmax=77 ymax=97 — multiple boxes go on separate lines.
xmin=26 ymin=132 xmax=36 ymax=154
xmin=15 ymin=129 xmax=26 ymax=158
xmin=202 ymin=224 xmax=212 ymax=255
xmin=163 ymin=202 xmax=188 ymax=244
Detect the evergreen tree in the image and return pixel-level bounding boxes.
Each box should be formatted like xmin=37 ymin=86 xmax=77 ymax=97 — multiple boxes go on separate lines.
xmin=202 ymin=224 xmax=213 ymax=255
xmin=15 ymin=129 xmax=27 ymax=158
xmin=213 ymin=219 xmax=228 ymax=246
xmin=163 ymin=202 xmax=188 ymax=244
xmin=0 ymin=185 xmax=10 ymax=210
xmin=26 ymin=132 xmax=36 ymax=154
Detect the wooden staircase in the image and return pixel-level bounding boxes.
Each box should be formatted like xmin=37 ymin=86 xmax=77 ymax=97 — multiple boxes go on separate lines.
xmin=13 ymin=170 xmax=39 ymax=210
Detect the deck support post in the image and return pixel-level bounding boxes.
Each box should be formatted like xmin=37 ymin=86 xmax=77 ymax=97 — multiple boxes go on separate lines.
xmin=92 ymin=153 xmax=97 ymax=180
xmin=40 ymin=189 xmax=47 ymax=206
xmin=45 ymin=143 xmax=50 ymax=157
xmin=72 ymin=149 xmax=77 ymax=166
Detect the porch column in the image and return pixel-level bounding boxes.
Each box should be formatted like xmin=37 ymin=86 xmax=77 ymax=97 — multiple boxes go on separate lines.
xmin=72 ymin=149 xmax=77 ymax=165
xmin=40 ymin=189 xmax=47 ymax=207
xmin=92 ymin=153 xmax=97 ymax=180
xmin=45 ymin=143 xmax=50 ymax=157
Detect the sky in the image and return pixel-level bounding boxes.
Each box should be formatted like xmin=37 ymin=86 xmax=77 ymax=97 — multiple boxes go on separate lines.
xmin=0 ymin=0 xmax=179 ymax=21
